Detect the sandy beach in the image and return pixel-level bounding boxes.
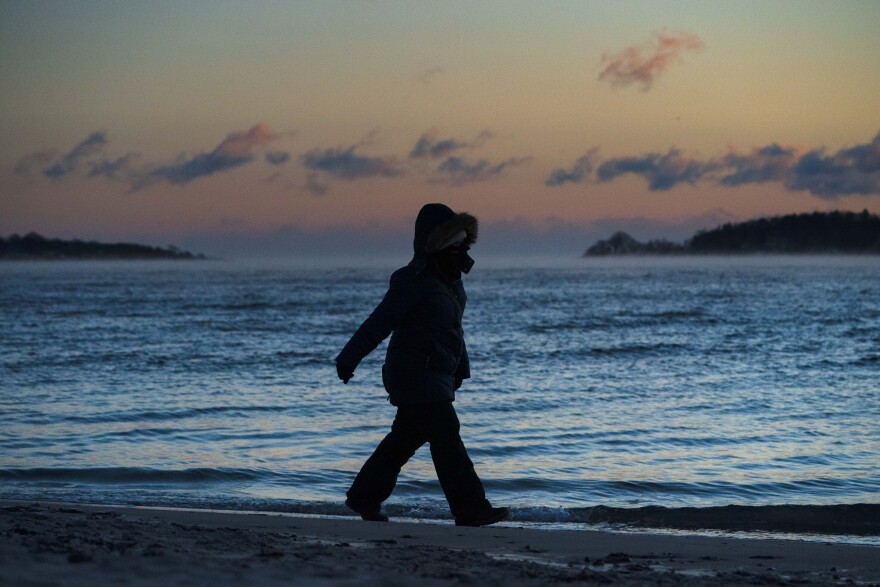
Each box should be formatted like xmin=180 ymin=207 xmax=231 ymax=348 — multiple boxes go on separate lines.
xmin=1 ymin=501 xmax=877 ymax=586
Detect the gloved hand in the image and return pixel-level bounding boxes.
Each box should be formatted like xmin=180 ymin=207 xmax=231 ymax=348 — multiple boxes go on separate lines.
xmin=336 ymin=361 xmax=354 ymax=384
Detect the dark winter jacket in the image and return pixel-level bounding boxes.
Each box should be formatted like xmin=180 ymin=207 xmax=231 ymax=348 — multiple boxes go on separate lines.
xmin=336 ymin=204 xmax=478 ymax=406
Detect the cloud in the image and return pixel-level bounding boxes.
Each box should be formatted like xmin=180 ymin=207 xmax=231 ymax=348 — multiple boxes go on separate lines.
xmin=434 ymin=155 xmax=530 ymax=186
xmin=13 ymin=148 xmax=58 ymax=176
xmin=304 ymin=172 xmax=328 ymax=196
xmin=137 ymin=123 xmax=278 ymax=187
xmin=599 ymin=30 xmax=704 ymax=90
xmin=418 ymin=66 xmax=445 ymax=85
xmin=213 ymin=123 xmax=278 ymax=159
xmin=545 ymin=149 xmax=599 ymax=186
xmin=409 ymin=128 xmax=493 ymax=159
xmin=43 ymin=132 xmax=108 ymax=179
xmin=715 ymin=136 xmax=880 ymax=197
xmin=409 ymin=129 xmax=524 ymax=185
xmin=141 ymin=155 xmax=244 ymax=187
xmin=549 ymin=131 xmax=880 ymax=198
xmin=596 ymin=148 xmax=714 ymax=190
xmin=302 ymin=144 xmax=402 ymax=180
xmin=15 ymin=132 xmax=138 ymax=182
xmin=410 ymin=131 xmax=468 ymax=160
xmin=719 ymin=144 xmax=803 ymax=186
xmin=265 ymin=151 xmax=290 ymax=165
xmin=784 ymin=133 xmax=880 ymax=198
xmin=88 ymin=153 xmax=138 ymax=180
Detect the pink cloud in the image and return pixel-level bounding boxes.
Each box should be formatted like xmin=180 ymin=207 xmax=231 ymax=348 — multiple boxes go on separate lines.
xmin=135 ymin=123 xmax=283 ymax=188
xmin=599 ymin=30 xmax=704 ymax=90
xmin=213 ymin=123 xmax=278 ymax=159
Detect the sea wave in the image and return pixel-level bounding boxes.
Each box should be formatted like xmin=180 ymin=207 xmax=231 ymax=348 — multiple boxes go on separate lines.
xmin=9 ymin=405 xmax=287 ymax=426
xmin=0 ymin=467 xmax=271 ymax=484
xmin=2 ymin=466 xmax=879 ymax=538
xmin=0 ymin=478 xmax=876 ymax=537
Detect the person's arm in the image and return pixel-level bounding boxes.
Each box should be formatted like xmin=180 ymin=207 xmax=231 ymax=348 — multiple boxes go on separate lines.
xmin=454 ymin=338 xmax=471 ymax=390
xmin=336 ymin=269 xmax=421 ymax=382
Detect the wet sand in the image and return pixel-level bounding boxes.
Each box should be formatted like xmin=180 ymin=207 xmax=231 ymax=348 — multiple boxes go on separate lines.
xmin=1 ymin=501 xmax=877 ymax=586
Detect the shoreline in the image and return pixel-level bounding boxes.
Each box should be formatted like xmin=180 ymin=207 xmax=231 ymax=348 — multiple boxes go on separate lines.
xmin=2 ymin=500 xmax=878 ymax=586
xmin=3 ymin=489 xmax=878 ymax=540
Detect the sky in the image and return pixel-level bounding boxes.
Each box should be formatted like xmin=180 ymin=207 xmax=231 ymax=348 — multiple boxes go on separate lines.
xmin=2 ymin=0 xmax=879 ymax=257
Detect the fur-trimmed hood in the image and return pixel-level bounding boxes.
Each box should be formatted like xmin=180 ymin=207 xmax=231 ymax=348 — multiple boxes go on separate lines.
xmin=424 ymin=212 xmax=478 ymax=253
xmin=413 ymin=203 xmax=479 ymax=256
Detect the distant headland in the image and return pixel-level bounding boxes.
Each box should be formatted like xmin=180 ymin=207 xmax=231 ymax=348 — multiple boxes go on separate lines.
xmin=0 ymin=233 xmax=207 ymax=260
xmin=585 ymin=210 xmax=880 ymax=256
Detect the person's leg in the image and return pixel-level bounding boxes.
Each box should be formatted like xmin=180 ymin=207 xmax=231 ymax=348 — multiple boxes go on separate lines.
xmin=345 ymin=408 xmax=426 ymax=515
xmin=412 ymin=401 xmax=491 ymax=520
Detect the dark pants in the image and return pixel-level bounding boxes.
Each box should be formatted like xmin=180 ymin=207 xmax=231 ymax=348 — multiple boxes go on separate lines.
xmin=346 ymin=401 xmax=490 ymax=520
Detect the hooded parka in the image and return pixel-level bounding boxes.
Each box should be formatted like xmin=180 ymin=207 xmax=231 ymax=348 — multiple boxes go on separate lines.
xmin=336 ymin=203 xmax=477 ymax=406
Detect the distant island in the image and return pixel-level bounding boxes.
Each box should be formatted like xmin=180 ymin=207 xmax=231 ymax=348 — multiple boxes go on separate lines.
xmin=585 ymin=210 xmax=880 ymax=256
xmin=0 ymin=232 xmax=207 ymax=260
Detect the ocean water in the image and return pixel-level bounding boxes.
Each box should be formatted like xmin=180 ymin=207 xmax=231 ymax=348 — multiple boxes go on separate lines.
xmin=1 ymin=257 xmax=879 ymax=534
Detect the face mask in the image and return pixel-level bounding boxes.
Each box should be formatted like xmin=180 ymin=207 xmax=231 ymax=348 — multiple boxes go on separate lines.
xmin=458 ymin=252 xmax=475 ymax=274
xmin=452 ymin=246 xmax=475 ymax=274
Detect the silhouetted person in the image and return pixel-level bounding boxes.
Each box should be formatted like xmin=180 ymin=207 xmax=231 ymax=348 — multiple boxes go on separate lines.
xmin=336 ymin=203 xmax=508 ymax=527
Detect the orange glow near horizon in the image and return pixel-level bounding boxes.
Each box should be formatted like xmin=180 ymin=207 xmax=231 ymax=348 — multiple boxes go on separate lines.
xmin=1 ymin=1 xmax=879 ymax=245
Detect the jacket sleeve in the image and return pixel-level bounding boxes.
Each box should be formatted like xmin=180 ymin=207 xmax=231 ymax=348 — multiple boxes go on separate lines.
xmin=336 ymin=268 xmax=421 ymax=371
xmin=455 ymin=338 xmax=471 ymax=381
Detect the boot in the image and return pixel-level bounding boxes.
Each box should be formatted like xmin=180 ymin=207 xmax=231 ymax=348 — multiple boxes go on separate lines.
xmin=345 ymin=498 xmax=389 ymax=522
xmin=455 ymin=506 xmax=509 ymax=527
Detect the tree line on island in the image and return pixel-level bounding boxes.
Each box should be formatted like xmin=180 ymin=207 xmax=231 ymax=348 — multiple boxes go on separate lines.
xmin=0 ymin=232 xmax=206 ymax=260
xmin=585 ymin=210 xmax=880 ymax=256
xmin=3 ymin=210 xmax=878 ymax=260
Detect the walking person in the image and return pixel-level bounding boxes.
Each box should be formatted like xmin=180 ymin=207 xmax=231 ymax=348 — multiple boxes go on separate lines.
xmin=336 ymin=203 xmax=509 ymax=527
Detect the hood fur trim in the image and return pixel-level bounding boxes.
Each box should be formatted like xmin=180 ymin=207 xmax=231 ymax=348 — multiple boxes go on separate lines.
xmin=424 ymin=212 xmax=478 ymax=253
